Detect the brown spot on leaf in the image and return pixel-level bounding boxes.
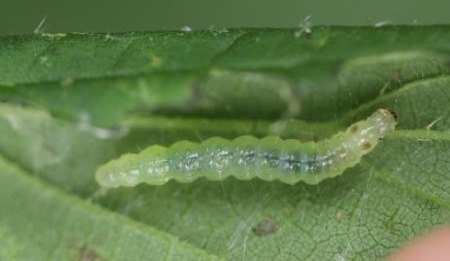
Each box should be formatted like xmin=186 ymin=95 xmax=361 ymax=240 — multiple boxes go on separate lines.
xmin=79 ymin=246 xmax=103 ymax=261
xmin=252 ymin=219 xmax=278 ymax=237
xmin=392 ymin=69 xmax=402 ymax=84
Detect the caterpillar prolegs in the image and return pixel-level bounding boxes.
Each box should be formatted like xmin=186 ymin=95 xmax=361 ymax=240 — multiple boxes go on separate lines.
xmin=96 ymin=109 xmax=397 ymax=188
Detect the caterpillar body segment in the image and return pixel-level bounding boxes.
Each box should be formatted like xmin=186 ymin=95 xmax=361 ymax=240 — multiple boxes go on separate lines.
xmin=96 ymin=109 xmax=397 ymax=187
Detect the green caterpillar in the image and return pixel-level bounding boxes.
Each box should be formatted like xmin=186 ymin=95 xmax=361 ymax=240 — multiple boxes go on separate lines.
xmin=96 ymin=109 xmax=397 ymax=188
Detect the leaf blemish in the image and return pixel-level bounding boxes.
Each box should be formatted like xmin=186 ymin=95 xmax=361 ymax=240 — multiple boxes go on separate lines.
xmin=252 ymin=219 xmax=278 ymax=237
xmin=60 ymin=78 xmax=75 ymax=87
xmin=335 ymin=210 xmax=344 ymax=220
xmin=79 ymin=245 xmax=103 ymax=261
xmin=148 ymin=52 xmax=163 ymax=68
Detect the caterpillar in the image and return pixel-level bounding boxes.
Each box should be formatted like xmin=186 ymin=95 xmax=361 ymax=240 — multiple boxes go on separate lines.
xmin=96 ymin=109 xmax=397 ymax=188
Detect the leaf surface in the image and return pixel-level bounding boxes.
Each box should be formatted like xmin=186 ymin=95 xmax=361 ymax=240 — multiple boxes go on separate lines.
xmin=0 ymin=26 xmax=449 ymax=260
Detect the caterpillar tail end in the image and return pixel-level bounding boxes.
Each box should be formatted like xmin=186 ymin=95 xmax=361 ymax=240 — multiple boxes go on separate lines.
xmin=95 ymin=157 xmax=140 ymax=188
xmin=95 ymin=146 xmax=171 ymax=188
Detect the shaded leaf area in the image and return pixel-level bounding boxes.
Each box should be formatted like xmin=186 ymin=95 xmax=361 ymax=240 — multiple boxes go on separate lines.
xmin=0 ymin=27 xmax=450 ymax=260
xmin=342 ymin=76 xmax=450 ymax=130
xmin=0 ymin=104 xmax=336 ymax=196
xmin=1 ymin=27 xmax=450 ymax=126
xmin=0 ymin=155 xmax=219 ymax=261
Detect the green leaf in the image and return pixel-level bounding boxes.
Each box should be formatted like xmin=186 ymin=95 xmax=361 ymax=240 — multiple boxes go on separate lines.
xmin=0 ymin=26 xmax=449 ymax=260
xmin=0 ymin=154 xmax=219 ymax=261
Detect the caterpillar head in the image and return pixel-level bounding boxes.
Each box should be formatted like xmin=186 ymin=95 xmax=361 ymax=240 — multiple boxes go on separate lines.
xmin=347 ymin=109 xmax=397 ymax=151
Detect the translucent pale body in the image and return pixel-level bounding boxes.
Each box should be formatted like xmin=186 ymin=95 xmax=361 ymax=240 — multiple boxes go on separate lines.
xmin=96 ymin=109 xmax=397 ymax=188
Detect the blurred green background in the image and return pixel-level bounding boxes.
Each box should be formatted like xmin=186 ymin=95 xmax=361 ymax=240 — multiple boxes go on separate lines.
xmin=1 ymin=0 xmax=449 ymax=35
